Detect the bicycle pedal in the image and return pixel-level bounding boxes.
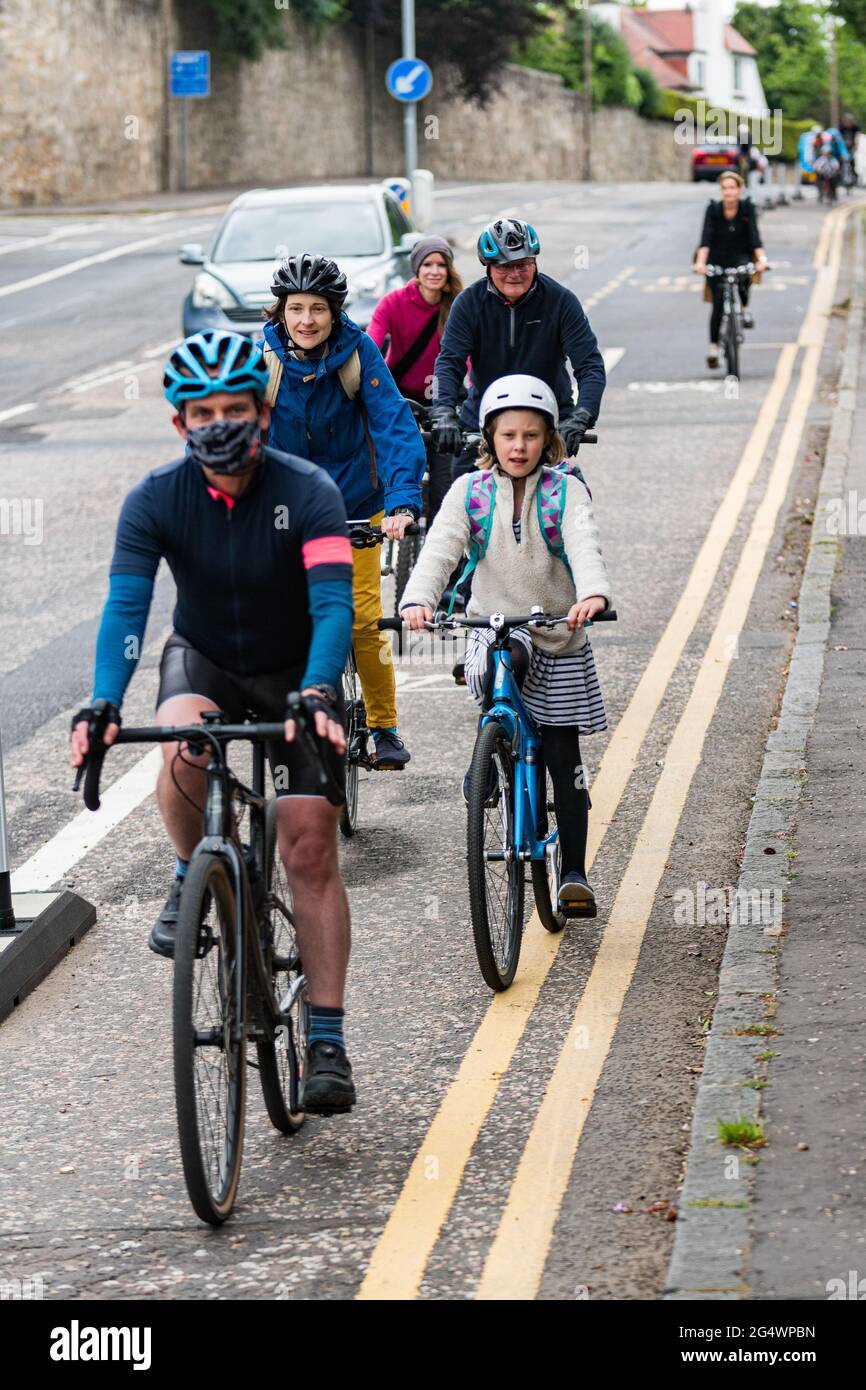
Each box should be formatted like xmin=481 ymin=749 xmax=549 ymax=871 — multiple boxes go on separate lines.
xmin=561 ymin=901 xmax=598 ymax=920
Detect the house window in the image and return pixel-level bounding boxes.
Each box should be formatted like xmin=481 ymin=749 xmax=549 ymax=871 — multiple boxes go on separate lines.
xmin=733 ymin=57 xmax=743 ymax=91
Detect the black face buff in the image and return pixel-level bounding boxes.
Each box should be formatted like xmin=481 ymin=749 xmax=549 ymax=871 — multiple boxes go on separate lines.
xmin=185 ymin=417 xmax=261 ymax=475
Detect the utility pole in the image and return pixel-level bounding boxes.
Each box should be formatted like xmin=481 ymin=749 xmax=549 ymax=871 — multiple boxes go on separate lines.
xmin=402 ymin=0 xmax=419 ymax=206
xmin=582 ymin=1 xmax=592 ymax=182
xmin=829 ymin=14 xmax=840 ymax=129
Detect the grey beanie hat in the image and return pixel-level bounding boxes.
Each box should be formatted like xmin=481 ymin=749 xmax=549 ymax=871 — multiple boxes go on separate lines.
xmin=410 ymin=235 xmax=454 ymax=279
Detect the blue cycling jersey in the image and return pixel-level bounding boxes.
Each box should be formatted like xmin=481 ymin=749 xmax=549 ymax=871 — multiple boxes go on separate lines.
xmin=92 ymin=447 xmax=354 ymax=705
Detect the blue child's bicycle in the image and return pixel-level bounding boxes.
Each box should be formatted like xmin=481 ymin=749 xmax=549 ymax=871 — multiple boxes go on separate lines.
xmin=431 ymin=606 xmax=617 ymax=991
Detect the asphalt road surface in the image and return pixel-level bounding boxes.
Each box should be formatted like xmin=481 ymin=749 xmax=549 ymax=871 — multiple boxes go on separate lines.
xmin=0 ymin=179 xmax=855 ymax=1300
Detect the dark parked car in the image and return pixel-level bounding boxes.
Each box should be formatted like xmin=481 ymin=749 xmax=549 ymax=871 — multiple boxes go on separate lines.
xmin=692 ymin=141 xmax=767 ymax=182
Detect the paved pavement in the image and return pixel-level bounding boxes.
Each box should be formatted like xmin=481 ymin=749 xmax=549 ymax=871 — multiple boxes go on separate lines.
xmin=0 ymin=179 xmax=862 ymax=1301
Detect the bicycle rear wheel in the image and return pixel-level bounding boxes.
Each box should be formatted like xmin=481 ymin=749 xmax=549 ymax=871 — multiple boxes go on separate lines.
xmin=530 ymin=767 xmax=566 ymax=933
xmin=340 ymin=652 xmax=361 ymax=838
xmin=466 ymin=720 xmax=525 ymax=990
xmin=173 ymin=852 xmax=246 ymax=1224
xmin=257 ymin=799 xmax=308 ymax=1134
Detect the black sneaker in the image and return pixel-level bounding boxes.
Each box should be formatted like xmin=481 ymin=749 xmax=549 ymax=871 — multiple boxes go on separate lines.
xmin=370 ymin=728 xmax=410 ymax=770
xmin=558 ymin=871 xmax=597 ymax=918
xmin=149 ymin=876 xmax=184 ymax=958
xmin=462 ymin=759 xmax=500 ymax=807
xmin=742 ymin=310 xmax=754 ymax=329
xmin=302 ymin=1040 xmax=356 ymax=1115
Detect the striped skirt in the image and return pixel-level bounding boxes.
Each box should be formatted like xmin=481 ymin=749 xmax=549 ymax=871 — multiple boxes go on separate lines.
xmin=464 ymin=627 xmax=608 ymax=731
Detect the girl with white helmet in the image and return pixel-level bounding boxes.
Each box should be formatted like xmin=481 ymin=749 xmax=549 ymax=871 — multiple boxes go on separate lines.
xmin=400 ymin=374 xmax=612 ymax=914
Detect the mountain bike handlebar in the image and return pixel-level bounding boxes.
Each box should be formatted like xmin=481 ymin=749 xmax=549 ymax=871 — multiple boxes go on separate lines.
xmin=347 ymin=519 xmax=421 ymax=548
xmin=460 ymin=432 xmax=597 ymax=448
xmin=379 ymin=608 xmax=617 ymax=635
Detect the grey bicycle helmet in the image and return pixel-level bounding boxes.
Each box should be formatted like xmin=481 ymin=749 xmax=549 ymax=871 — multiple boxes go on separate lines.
xmin=270 ymin=253 xmax=349 ymax=307
xmin=477 ymin=218 xmax=541 ymax=267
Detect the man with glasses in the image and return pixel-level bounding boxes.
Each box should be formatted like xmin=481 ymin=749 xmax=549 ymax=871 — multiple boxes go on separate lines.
xmin=429 ymin=218 xmax=606 ymax=478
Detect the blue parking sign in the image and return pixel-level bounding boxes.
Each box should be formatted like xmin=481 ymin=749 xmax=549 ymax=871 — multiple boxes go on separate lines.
xmin=170 ymin=51 xmax=210 ymax=99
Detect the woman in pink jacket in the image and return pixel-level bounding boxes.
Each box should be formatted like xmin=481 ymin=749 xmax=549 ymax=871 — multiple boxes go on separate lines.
xmin=368 ymin=235 xmax=464 ymax=525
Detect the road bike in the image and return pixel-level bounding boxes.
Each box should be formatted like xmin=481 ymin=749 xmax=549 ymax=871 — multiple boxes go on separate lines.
xmin=706 ymin=263 xmax=755 ymax=382
xmin=342 ymin=518 xmax=419 ymax=837
xmin=74 ymin=698 xmax=340 ymax=1224
xmin=392 ymin=607 xmax=616 ymax=991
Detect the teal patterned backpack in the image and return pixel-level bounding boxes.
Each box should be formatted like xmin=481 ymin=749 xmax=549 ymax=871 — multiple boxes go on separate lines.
xmin=447 ymin=463 xmax=591 ymax=615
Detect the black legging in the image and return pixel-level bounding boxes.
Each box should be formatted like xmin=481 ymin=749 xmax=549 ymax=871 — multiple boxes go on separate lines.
xmin=709 ymin=277 xmax=751 ymax=343
xmin=481 ymin=641 xmax=589 ymax=878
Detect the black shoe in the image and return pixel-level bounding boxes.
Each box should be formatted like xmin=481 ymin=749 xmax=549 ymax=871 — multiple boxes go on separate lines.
xmin=452 ymin=659 xmax=466 ymax=685
xmin=558 ymin=871 xmax=597 ymax=918
xmin=370 ymin=728 xmax=410 ymax=770
xmin=302 ymin=1040 xmax=356 ymax=1115
xmin=149 ymin=876 xmax=184 ymax=958
xmin=706 ymin=352 xmax=719 ymax=369
xmin=462 ymin=759 xmax=500 ymax=807
xmin=742 ymin=311 xmax=754 ymax=329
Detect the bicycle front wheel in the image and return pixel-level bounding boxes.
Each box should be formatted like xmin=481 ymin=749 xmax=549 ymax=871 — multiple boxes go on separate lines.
xmin=394 ymin=529 xmax=423 ymax=613
xmin=257 ymin=799 xmax=308 ymax=1134
xmin=173 ymin=852 xmax=246 ymax=1224
xmin=340 ymin=652 xmax=360 ymax=838
xmin=466 ymin=720 xmax=525 ymax=990
xmin=724 ymin=309 xmax=739 ymax=380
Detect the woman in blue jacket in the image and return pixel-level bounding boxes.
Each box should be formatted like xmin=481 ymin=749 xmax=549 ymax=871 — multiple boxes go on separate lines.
xmin=260 ymin=254 xmax=425 ymax=768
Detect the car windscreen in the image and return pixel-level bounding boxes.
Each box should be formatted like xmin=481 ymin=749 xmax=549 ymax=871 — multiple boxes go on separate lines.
xmin=211 ymin=203 xmax=384 ymax=262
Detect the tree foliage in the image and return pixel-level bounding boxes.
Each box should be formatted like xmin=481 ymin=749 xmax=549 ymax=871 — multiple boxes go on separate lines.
xmin=198 ymin=0 xmax=345 ymax=62
xmin=734 ymin=0 xmax=866 ymax=125
xmin=514 ymin=11 xmax=658 ymax=112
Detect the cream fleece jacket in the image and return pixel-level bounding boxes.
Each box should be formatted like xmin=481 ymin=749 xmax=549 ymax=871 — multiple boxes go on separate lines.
xmin=400 ymin=462 xmax=612 ymax=656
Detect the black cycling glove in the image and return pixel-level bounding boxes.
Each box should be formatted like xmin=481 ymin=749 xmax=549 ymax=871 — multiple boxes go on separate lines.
xmin=559 ymin=407 xmax=595 ymax=456
xmin=71 ymin=698 xmax=121 ymax=739
xmin=429 ymin=404 xmax=462 ymax=456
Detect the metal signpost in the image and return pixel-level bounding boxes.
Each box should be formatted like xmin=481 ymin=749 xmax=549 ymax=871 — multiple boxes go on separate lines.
xmin=385 ymin=0 xmax=433 ymax=214
xmin=170 ymin=50 xmax=210 ymax=192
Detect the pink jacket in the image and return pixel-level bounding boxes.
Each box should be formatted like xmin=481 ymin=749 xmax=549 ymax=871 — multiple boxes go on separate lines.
xmin=367 ymin=280 xmax=442 ymax=404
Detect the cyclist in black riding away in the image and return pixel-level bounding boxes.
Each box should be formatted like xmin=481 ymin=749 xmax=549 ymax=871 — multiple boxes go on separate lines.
xmin=69 ymin=331 xmax=358 ymax=1116
xmin=694 ymin=171 xmax=767 ymax=369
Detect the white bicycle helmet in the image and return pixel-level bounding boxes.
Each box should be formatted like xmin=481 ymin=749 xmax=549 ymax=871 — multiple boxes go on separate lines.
xmin=478 ymin=374 xmax=559 ymax=431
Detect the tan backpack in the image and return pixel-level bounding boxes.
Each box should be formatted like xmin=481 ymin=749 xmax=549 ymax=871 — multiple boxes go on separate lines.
xmin=262 ymin=343 xmax=375 ymax=486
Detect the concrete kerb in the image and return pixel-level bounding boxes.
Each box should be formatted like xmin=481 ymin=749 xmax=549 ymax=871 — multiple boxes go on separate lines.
xmin=664 ymin=211 xmax=864 ymax=1300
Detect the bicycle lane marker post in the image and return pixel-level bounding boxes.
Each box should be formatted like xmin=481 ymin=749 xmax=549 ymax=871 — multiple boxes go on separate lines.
xmin=355 ymin=304 xmax=819 ymax=1300
xmin=474 ymin=213 xmax=847 ymax=1301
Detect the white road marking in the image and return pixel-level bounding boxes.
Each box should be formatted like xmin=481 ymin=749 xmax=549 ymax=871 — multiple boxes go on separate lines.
xmin=0 ymin=222 xmax=211 ymax=299
xmin=67 ymin=360 xmax=159 ymax=395
xmin=0 ymin=402 xmax=37 ymax=422
xmin=0 ymin=223 xmax=94 ymax=257
xmin=603 ymin=347 xmax=625 ymax=374
xmin=11 ymin=750 xmax=162 ymax=893
xmin=628 ymin=380 xmax=723 ymax=393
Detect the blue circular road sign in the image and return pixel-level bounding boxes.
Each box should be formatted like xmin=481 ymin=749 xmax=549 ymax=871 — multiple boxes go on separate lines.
xmin=386 ymin=57 xmax=433 ymax=104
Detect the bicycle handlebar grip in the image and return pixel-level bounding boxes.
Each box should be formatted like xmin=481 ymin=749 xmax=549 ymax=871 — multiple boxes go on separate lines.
xmin=593 ymin=608 xmax=618 ymax=622
xmin=582 ymin=432 xmax=597 ymax=444
xmin=377 ymin=618 xmax=404 ymax=632
xmin=82 ymin=740 xmax=108 ymax=812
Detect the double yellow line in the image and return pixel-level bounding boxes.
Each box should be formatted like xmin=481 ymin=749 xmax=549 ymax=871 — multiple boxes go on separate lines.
xmin=358 ymin=204 xmax=852 ymax=1301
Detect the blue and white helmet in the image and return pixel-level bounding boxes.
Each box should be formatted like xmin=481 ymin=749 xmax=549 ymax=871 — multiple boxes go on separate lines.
xmin=163 ymin=330 xmax=270 ymax=407
xmin=477 ymin=218 xmax=541 ymax=266
xmin=478 ymin=374 xmax=559 ymax=431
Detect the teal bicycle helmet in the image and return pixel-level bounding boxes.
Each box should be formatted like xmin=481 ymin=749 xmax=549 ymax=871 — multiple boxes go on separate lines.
xmin=477 ymin=218 xmax=541 ymax=266
xmin=163 ymin=330 xmax=270 ymax=406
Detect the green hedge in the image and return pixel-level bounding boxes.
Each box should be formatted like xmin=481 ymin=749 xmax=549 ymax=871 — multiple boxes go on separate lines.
xmin=657 ymin=89 xmax=814 ymax=161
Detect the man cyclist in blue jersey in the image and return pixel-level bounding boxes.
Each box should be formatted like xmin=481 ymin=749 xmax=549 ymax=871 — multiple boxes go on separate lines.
xmin=429 ymin=218 xmax=606 ymax=477
xmin=70 ymin=331 xmax=358 ymax=1115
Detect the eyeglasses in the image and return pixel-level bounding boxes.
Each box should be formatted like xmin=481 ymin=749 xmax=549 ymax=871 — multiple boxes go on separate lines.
xmin=494 ymin=259 xmax=535 ymax=273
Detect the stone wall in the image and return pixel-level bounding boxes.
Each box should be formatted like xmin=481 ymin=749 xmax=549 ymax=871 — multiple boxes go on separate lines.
xmin=0 ymin=3 xmax=690 ymax=208
xmin=0 ymin=0 xmax=169 ymax=206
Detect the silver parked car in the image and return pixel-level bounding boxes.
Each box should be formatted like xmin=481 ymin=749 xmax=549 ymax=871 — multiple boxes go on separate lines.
xmin=179 ymin=183 xmax=422 ymax=336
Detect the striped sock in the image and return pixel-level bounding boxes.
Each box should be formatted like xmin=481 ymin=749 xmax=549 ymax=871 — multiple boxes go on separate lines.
xmin=309 ymin=1006 xmax=345 ymax=1049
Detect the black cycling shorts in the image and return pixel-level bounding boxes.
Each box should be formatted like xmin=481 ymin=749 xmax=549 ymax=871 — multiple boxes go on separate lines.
xmin=156 ymin=633 xmax=346 ymax=801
